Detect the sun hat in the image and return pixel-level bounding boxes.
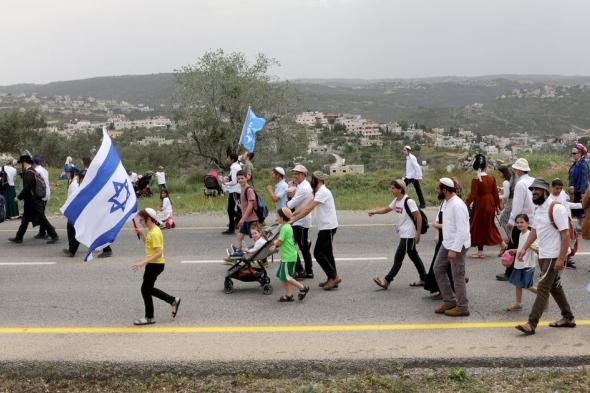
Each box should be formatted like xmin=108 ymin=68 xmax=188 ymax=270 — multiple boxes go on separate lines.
xmin=273 ymin=167 xmax=285 ymax=177
xmin=403 ymin=145 xmax=412 ymax=151
xmin=144 ymin=207 xmax=163 ymax=226
xmin=528 ymin=178 xmax=550 ymax=193
xmin=312 ymin=170 xmax=327 ymax=181
xmin=439 ymin=177 xmax=454 ymax=188
xmin=292 ymin=164 xmax=308 ymax=175
xmin=393 ymin=179 xmax=406 ymax=191
xmin=512 ymin=158 xmax=530 ymax=172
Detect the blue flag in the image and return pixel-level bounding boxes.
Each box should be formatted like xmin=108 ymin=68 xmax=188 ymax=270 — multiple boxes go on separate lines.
xmin=239 ymin=106 xmax=266 ymax=153
xmin=61 ymin=128 xmax=138 ymax=261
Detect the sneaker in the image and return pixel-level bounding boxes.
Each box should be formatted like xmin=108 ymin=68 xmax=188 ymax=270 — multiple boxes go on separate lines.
xmin=435 ymin=303 xmax=456 ymax=314
xmin=304 ymin=272 xmax=314 ymax=279
xmin=133 ymin=317 xmax=155 ymax=325
xmin=222 ymin=230 xmax=235 ymax=235
xmin=8 ymin=237 xmax=23 ymax=244
xmin=34 ymin=233 xmax=48 ymax=240
xmin=293 ymin=271 xmax=307 ymax=280
xmin=496 ymin=274 xmax=508 ymax=281
xmin=62 ymin=249 xmax=75 ymax=257
xmin=566 ymin=260 xmax=577 ymax=270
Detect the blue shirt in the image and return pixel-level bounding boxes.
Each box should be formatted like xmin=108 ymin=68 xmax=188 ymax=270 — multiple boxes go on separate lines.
xmin=275 ymin=180 xmax=288 ymax=209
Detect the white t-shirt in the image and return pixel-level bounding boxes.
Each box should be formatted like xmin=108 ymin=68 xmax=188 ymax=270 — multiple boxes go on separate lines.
xmin=514 ymin=230 xmax=538 ymax=269
xmin=389 ymin=195 xmax=418 ymax=238
xmin=533 ymin=198 xmax=569 ymax=259
xmin=155 ymin=171 xmax=166 ymax=185
xmin=287 ymin=179 xmax=313 ymax=228
xmin=313 ymin=185 xmax=338 ymax=230
xmin=67 ymin=179 xmax=79 ymax=199
xmin=2 ymin=165 xmax=17 ymax=186
xmin=226 ymin=162 xmax=242 ymax=194
xmin=159 ymin=197 xmax=173 ymax=220
xmin=35 ymin=165 xmax=51 ymax=201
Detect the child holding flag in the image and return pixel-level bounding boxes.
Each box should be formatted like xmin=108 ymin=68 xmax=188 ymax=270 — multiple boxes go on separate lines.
xmin=132 ymin=208 xmax=181 ymax=325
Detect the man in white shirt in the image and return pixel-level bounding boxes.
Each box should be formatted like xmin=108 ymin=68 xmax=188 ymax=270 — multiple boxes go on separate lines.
xmin=290 ymin=171 xmax=340 ymax=290
xmin=0 ymin=161 xmax=19 ymax=218
xmin=403 ymin=146 xmax=426 ymax=209
xmin=32 ymin=156 xmax=52 ymax=239
xmin=155 ymin=166 xmax=166 ymax=191
xmin=497 ymin=158 xmax=535 ymax=281
xmin=515 ymin=178 xmax=575 ymax=335
xmin=286 ymin=165 xmax=314 ymax=279
xmin=370 ymin=179 xmax=427 ymax=289
xmin=222 ymin=153 xmax=242 ymax=235
xmin=433 ymin=177 xmax=471 ymax=317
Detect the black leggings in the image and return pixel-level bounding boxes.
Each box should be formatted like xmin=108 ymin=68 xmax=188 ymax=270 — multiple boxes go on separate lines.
xmin=293 ymin=226 xmax=313 ymax=274
xmin=141 ymin=263 xmax=175 ymax=319
xmin=385 ymin=238 xmax=427 ymax=282
xmin=314 ymin=228 xmax=337 ymax=279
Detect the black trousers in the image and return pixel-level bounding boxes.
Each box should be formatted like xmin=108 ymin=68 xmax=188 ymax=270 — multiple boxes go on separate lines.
xmin=141 ymin=263 xmax=175 ymax=319
xmin=67 ymin=221 xmax=80 ymax=255
xmin=16 ymin=206 xmax=58 ymax=241
xmin=227 ymin=192 xmax=241 ymax=231
xmin=293 ymin=226 xmax=313 ymax=274
xmin=37 ymin=201 xmax=48 ymax=236
xmin=404 ymin=178 xmax=426 ymax=208
xmin=385 ymin=238 xmax=427 ymax=282
xmin=314 ymin=228 xmax=337 ymax=279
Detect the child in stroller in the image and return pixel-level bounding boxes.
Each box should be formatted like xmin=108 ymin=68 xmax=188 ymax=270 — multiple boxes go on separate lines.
xmin=223 ymin=223 xmax=280 ymax=295
xmin=136 ymin=172 xmax=153 ymax=198
xmin=204 ymin=170 xmax=224 ymax=197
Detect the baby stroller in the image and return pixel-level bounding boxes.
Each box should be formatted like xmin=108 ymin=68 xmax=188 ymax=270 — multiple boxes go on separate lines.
xmin=204 ymin=174 xmax=223 ymax=197
xmin=223 ymin=225 xmax=281 ymax=295
xmin=136 ymin=173 xmax=153 ymax=198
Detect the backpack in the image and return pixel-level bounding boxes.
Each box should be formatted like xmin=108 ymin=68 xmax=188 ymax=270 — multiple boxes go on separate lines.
xmin=548 ymin=200 xmax=578 ymax=258
xmin=403 ymin=197 xmax=429 ymax=234
xmin=0 ymin=194 xmax=5 ymax=224
xmin=0 ymin=166 xmax=7 ymax=189
xmin=28 ymin=168 xmax=47 ymax=199
xmin=246 ymin=186 xmax=269 ymax=224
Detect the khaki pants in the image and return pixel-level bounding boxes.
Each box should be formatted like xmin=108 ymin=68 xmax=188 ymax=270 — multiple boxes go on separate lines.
xmin=528 ymin=258 xmax=574 ymax=328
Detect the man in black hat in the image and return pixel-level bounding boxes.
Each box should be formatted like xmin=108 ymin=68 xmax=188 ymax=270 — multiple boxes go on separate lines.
xmin=8 ymin=154 xmax=59 ymax=244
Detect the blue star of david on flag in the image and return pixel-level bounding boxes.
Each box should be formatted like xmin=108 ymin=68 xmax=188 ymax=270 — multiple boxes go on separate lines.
xmin=239 ymin=106 xmax=266 ymax=153
xmin=108 ymin=179 xmax=131 ymax=213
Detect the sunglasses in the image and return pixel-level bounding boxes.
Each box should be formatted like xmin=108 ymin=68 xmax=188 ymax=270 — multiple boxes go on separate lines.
xmin=572 ymin=152 xmax=579 ymax=155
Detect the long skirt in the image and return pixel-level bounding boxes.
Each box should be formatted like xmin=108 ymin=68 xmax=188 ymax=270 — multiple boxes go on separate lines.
xmin=2 ymin=186 xmax=19 ymax=218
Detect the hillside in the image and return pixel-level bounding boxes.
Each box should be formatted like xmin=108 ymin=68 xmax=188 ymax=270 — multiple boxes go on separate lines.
xmin=2 ymin=73 xmax=590 ymax=136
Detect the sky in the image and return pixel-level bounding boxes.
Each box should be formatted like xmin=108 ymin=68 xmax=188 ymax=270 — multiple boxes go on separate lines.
xmin=2 ymin=0 xmax=590 ymax=85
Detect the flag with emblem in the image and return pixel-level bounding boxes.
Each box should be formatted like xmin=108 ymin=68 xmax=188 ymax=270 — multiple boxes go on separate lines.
xmin=61 ymin=127 xmax=138 ymax=261
xmin=239 ymin=106 xmax=266 ymax=153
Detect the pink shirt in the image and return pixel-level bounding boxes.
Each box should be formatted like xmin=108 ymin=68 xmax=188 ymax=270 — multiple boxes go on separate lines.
xmin=240 ymin=187 xmax=258 ymax=222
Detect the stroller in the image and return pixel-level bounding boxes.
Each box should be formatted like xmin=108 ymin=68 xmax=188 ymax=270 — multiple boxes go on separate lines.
xmin=223 ymin=225 xmax=281 ymax=295
xmin=136 ymin=173 xmax=153 ymax=198
xmin=204 ymin=174 xmax=223 ymax=197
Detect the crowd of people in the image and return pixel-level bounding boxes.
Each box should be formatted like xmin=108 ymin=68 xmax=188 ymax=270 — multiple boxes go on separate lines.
xmin=2 ymin=144 xmax=590 ymax=331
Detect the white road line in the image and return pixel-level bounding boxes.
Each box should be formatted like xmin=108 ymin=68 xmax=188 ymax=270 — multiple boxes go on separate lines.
xmin=0 ymin=262 xmax=56 ymax=266
xmin=181 ymin=257 xmax=388 ymax=264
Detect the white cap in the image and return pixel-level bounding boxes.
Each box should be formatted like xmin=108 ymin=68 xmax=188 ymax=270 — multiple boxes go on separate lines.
xmin=512 ymin=158 xmax=530 ymax=172
xmin=273 ymin=167 xmax=285 ymax=177
xmin=403 ymin=145 xmax=412 ymax=151
xmin=439 ymin=177 xmax=455 ymax=188
xmin=145 ymin=208 xmax=162 ymax=226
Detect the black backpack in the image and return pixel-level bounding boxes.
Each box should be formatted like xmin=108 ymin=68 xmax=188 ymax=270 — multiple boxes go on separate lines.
xmin=0 ymin=194 xmax=6 ymax=224
xmin=403 ymin=197 xmax=429 ymax=234
xmin=0 ymin=166 xmax=7 ymax=189
xmin=28 ymin=168 xmax=47 ymax=199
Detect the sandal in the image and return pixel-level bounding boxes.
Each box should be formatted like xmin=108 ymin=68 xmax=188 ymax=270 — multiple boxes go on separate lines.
xmin=133 ymin=317 xmax=155 ymax=326
xmin=409 ymin=280 xmax=425 ymax=287
xmin=298 ymin=286 xmax=310 ymax=301
xmin=278 ymin=295 xmax=294 ymax=302
xmin=171 ymin=297 xmax=181 ymax=318
xmin=515 ymin=323 xmax=535 ymax=335
xmin=549 ymin=319 xmax=576 ymax=328
xmin=373 ymin=277 xmax=389 ymax=290
xmin=506 ymin=303 xmax=522 ymax=311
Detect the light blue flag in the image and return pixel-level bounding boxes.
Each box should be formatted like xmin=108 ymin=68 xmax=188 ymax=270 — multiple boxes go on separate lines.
xmin=239 ymin=106 xmax=266 ymax=153
xmin=61 ymin=128 xmax=138 ymax=261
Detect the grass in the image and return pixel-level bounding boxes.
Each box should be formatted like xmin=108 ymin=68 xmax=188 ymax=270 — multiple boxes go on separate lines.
xmin=37 ymin=152 xmax=572 ymax=216
xmin=1 ymin=367 xmax=590 ymax=392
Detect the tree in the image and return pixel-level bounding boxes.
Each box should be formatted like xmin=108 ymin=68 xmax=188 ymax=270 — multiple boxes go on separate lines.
xmin=175 ymin=49 xmax=291 ymax=168
xmin=399 ymin=120 xmax=409 ymax=131
xmin=0 ymin=110 xmax=46 ymax=154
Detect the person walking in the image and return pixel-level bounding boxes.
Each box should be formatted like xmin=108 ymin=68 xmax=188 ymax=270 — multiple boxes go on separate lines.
xmin=228 ymin=170 xmax=259 ymax=257
xmin=132 ymin=208 xmax=181 ymax=326
xmin=568 ymin=144 xmax=589 ymax=221
xmin=433 ymin=177 xmax=471 ymax=317
xmin=222 ymin=153 xmax=242 ymax=235
xmin=63 ymin=169 xmax=84 ymax=257
xmin=241 ymin=151 xmax=255 ymax=183
xmin=286 ymin=165 xmax=314 ymax=279
xmin=515 ymin=179 xmax=576 ymax=335
xmin=464 ymin=154 xmax=504 ymax=258
xmin=370 ymin=179 xmax=427 ymax=289
xmin=402 ymin=146 xmax=426 ymax=209
xmin=0 ymin=159 xmax=19 ymax=219
xmin=496 ymin=158 xmax=535 ymax=281
xmin=32 ymin=155 xmax=51 ymax=239
xmin=290 ymin=171 xmax=340 ymax=290
xmin=266 ymin=167 xmax=288 ymax=209
xmin=155 ymin=166 xmax=167 ymax=191
xmin=8 ymin=154 xmax=59 ymax=244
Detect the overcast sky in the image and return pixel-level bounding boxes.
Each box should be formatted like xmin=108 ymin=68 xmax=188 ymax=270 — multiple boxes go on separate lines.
xmin=2 ymin=0 xmax=589 ymax=85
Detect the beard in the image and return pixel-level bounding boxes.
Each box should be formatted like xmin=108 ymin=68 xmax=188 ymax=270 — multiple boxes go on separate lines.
xmin=437 ymin=191 xmax=445 ymax=200
xmin=532 ymin=193 xmax=546 ymax=206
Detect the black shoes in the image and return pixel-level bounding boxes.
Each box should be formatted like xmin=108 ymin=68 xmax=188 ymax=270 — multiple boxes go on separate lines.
xmin=222 ymin=230 xmax=235 ymax=235
xmin=97 ymin=250 xmax=113 ymax=258
xmin=63 ymin=249 xmax=75 ymax=257
xmin=46 ymin=237 xmax=59 ymax=244
xmin=8 ymin=237 xmax=22 ymax=244
xmin=496 ymin=274 xmax=508 ymax=281
xmin=34 ymin=233 xmax=48 ymax=240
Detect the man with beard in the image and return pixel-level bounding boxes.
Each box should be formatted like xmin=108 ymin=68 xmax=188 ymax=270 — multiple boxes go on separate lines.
xmin=287 ymin=165 xmax=314 ymax=279
xmin=515 ymin=178 xmax=575 ymax=335
xmin=496 ymin=158 xmax=535 ymax=281
xmin=290 ymin=171 xmax=340 ymax=290
xmin=433 ymin=177 xmax=471 ymax=317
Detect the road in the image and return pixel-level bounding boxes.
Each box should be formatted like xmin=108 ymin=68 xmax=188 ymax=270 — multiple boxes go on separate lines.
xmin=1 ymin=210 xmax=590 ymax=369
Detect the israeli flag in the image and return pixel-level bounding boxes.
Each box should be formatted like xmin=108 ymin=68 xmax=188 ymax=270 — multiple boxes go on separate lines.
xmin=61 ymin=128 xmax=138 ymax=261
xmin=239 ymin=106 xmax=266 ymax=153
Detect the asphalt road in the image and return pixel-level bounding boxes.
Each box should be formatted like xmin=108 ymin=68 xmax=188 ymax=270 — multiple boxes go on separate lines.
xmin=1 ymin=210 xmax=590 ymax=366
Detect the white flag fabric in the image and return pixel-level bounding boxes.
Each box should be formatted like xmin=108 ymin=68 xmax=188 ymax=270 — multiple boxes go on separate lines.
xmin=61 ymin=128 xmax=137 ymax=261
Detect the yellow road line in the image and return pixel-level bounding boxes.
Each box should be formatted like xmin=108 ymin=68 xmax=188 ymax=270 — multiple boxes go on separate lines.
xmin=1 ymin=320 xmax=589 ymax=334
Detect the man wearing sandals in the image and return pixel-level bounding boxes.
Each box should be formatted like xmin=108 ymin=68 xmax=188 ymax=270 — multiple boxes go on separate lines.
xmin=370 ymin=179 xmax=427 ymax=289
xmin=515 ymin=178 xmax=576 ymax=335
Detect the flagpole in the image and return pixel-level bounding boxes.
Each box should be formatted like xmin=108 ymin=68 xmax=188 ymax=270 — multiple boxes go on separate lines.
xmin=132 ymin=218 xmax=140 ymax=240
xmin=236 ymin=105 xmax=251 ymax=154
